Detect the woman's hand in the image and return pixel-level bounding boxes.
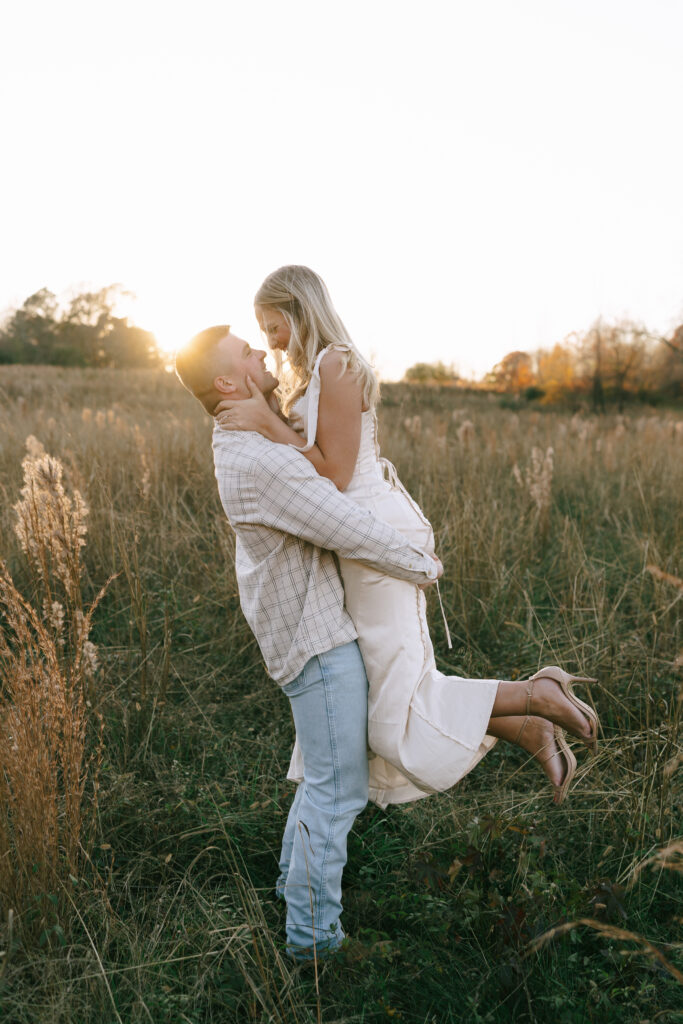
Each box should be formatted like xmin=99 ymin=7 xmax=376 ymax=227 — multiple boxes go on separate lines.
xmin=215 ymin=377 xmax=281 ymax=437
xmin=418 ymin=556 xmax=443 ymax=589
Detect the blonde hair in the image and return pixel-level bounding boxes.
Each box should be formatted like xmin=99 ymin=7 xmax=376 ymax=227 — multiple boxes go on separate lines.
xmin=254 ymin=266 xmax=379 ymax=415
xmin=175 ymin=324 xmax=230 ymax=414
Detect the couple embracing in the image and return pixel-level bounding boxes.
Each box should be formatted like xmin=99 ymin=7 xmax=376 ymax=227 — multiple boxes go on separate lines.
xmin=174 ymin=265 xmax=600 ymax=963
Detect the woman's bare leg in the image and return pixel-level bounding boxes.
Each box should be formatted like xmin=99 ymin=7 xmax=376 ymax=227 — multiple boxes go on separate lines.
xmin=490 ymin=678 xmax=593 ymax=745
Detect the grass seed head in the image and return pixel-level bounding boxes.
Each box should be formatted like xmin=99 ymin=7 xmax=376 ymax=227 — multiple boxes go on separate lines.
xmin=13 ymin=437 xmax=89 ymax=594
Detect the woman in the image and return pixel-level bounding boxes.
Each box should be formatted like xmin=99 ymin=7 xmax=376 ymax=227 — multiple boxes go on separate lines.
xmin=216 ymin=266 xmax=599 ymax=808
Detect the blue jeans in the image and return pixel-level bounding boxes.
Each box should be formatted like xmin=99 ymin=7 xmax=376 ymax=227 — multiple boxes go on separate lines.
xmin=278 ymin=641 xmax=369 ymax=959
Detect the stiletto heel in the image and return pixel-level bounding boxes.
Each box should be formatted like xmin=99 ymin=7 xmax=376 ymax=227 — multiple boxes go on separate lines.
xmin=528 ymin=666 xmax=600 ymax=754
xmin=540 ymin=727 xmax=577 ymax=805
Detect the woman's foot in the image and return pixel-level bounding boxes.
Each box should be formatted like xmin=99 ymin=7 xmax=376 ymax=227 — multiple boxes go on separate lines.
xmin=492 ymin=667 xmax=599 ymax=752
xmin=489 ymin=715 xmax=576 ymax=804
xmin=525 ymin=667 xmax=599 ymax=753
xmin=514 ymin=716 xmax=576 ymax=804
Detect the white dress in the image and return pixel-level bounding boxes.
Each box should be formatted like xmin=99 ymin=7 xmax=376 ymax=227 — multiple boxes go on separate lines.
xmin=287 ymin=346 xmax=499 ymax=808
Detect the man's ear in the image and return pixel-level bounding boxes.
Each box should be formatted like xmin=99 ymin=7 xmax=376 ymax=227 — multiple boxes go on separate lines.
xmin=214 ymin=375 xmax=238 ymax=396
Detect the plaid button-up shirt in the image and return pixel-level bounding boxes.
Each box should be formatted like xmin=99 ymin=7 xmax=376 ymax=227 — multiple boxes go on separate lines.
xmin=212 ymin=425 xmax=438 ymax=684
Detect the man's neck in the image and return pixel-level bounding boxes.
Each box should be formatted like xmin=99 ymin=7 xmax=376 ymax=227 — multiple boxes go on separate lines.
xmin=266 ymin=392 xmax=282 ymax=416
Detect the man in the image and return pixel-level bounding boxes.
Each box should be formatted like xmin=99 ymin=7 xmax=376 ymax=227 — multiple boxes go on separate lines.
xmin=175 ymin=325 xmax=440 ymax=961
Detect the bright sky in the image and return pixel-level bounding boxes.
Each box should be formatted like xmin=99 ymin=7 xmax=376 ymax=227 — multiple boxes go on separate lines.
xmin=2 ymin=0 xmax=682 ymax=379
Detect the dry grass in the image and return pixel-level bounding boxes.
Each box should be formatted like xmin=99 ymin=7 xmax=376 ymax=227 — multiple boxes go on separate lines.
xmin=0 ymin=436 xmax=107 ymax=943
xmin=0 ymin=365 xmax=681 ymax=1023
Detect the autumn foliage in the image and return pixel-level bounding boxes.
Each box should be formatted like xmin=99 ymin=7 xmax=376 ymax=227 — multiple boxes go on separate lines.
xmin=485 ymin=318 xmax=683 ymax=406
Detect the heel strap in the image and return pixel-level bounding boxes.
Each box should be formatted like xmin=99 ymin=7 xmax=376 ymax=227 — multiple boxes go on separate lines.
xmin=514 ymin=715 xmax=530 ymax=745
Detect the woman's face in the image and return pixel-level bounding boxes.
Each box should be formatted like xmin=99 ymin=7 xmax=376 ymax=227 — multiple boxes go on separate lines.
xmin=255 ymin=305 xmax=291 ymax=352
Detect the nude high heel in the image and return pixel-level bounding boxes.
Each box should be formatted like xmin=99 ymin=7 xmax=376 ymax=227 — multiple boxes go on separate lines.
xmin=514 ymin=717 xmax=577 ymax=805
xmin=526 ymin=666 xmax=599 ymax=754
xmin=541 ymin=727 xmax=577 ymax=806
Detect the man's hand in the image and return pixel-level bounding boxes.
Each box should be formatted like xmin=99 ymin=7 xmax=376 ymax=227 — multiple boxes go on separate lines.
xmin=215 ymin=376 xmax=280 ymax=436
xmin=418 ymin=555 xmax=443 ymax=590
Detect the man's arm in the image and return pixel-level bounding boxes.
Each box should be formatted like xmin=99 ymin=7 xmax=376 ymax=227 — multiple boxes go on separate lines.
xmin=217 ymin=437 xmax=439 ymax=585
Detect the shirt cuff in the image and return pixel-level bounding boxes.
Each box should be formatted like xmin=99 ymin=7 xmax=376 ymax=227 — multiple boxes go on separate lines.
xmin=417 ymin=554 xmax=438 ymax=579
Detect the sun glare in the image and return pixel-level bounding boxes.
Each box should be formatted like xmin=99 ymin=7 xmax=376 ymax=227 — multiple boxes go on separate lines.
xmin=125 ymin=298 xmax=199 ymax=362
xmin=128 ymin=291 xmax=266 ymax=366
xmin=153 ymin=330 xmax=184 ymax=358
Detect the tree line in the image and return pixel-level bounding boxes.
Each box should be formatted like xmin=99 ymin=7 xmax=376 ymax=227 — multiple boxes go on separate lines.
xmin=404 ymin=318 xmax=683 ymax=408
xmin=3 ymin=286 xmax=682 ymax=407
xmin=0 ymin=286 xmax=162 ymax=369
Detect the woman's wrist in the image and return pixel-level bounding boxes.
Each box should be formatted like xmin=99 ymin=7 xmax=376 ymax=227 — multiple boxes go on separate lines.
xmin=261 ymin=406 xmax=286 ymax=441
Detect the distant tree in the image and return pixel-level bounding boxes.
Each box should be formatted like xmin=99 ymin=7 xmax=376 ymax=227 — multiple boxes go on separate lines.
xmin=604 ymin=322 xmax=649 ymax=411
xmin=536 ymin=343 xmax=578 ymax=404
xmin=0 ymin=285 xmax=162 ymax=369
xmin=486 ymin=351 xmax=534 ymax=392
xmin=650 ymin=323 xmax=683 ymax=399
xmin=101 ymin=319 xmax=160 ymax=369
xmin=479 ymin=317 xmax=682 ymax=409
xmin=661 ymin=323 xmax=683 ymax=358
xmin=0 ymin=289 xmax=61 ymax=364
xmin=403 ymin=361 xmax=459 ymax=385
xmin=574 ymin=322 xmax=606 ymax=412
xmin=577 ymin=319 xmax=652 ymax=411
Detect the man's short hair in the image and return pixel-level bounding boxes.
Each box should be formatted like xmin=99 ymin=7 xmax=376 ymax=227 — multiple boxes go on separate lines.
xmin=175 ymin=325 xmax=231 ymax=412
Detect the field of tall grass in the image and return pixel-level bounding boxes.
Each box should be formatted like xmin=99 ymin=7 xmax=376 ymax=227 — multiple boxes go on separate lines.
xmin=0 ymin=365 xmax=681 ymax=1024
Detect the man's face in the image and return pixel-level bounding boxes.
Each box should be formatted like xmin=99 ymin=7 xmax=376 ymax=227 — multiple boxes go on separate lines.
xmin=215 ymin=332 xmax=279 ymax=399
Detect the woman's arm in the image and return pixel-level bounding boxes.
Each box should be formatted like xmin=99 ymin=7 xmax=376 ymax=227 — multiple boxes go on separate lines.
xmin=215 ymin=350 xmax=364 ymax=490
